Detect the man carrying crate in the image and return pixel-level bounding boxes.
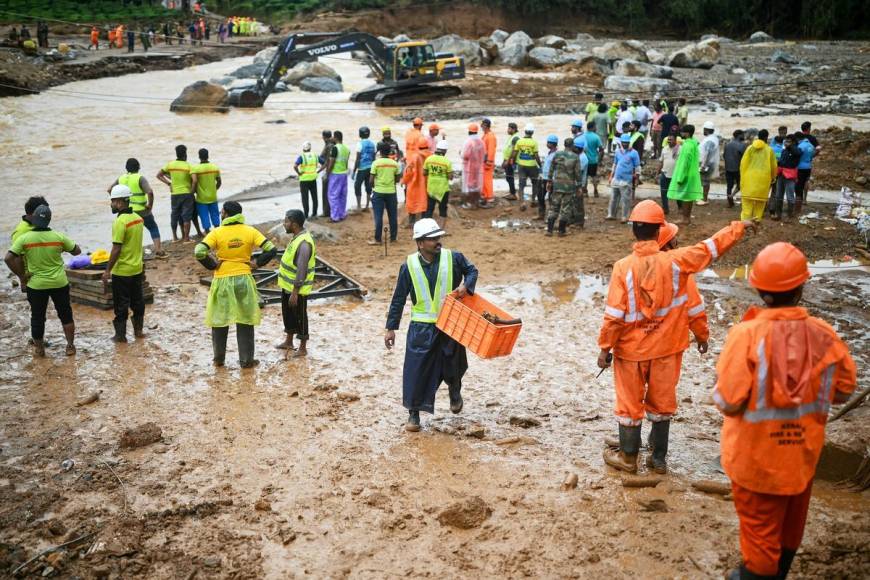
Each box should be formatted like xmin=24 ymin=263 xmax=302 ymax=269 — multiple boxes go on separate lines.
xmin=385 ymin=218 xmax=479 ymax=432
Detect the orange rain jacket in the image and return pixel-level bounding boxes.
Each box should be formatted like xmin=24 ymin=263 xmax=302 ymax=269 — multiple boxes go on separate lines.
xmin=404 ymin=127 xmax=422 ymax=158
xmin=685 ymin=275 xmax=709 ymax=343
xmin=598 ymin=221 xmax=745 ymax=361
xmin=482 ymin=130 xmax=497 ymax=200
xmin=401 ymin=150 xmax=429 ymax=215
xmin=714 ymin=306 xmax=856 ymax=495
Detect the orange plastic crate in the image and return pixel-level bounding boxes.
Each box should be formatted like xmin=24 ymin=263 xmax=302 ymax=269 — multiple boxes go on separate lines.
xmin=436 ymin=292 xmax=522 ymax=359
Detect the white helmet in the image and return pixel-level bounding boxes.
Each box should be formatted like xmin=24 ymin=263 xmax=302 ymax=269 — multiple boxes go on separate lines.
xmin=412 ymin=217 xmax=447 ymax=240
xmin=302 ymin=141 xmax=312 ymax=151
xmin=702 ymin=121 xmax=716 ymax=131
xmin=110 ymin=184 xmax=132 ymax=199
xmin=524 ymin=123 xmax=535 ymax=134
xmin=436 ymin=140 xmax=448 ymax=151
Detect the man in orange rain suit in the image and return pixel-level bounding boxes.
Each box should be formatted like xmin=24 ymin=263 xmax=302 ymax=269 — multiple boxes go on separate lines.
xmin=405 ymin=117 xmax=424 ymax=158
xmin=714 ymin=242 xmax=856 ymax=580
xmin=90 ymin=27 xmax=99 ymax=50
xmin=401 ymin=136 xmax=430 ymax=229
xmin=597 ymin=200 xmax=755 ymax=474
xmin=481 ymin=118 xmax=497 ymax=206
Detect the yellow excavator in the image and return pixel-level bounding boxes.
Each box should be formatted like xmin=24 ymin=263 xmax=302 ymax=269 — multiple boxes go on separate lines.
xmin=229 ymin=31 xmax=465 ymax=107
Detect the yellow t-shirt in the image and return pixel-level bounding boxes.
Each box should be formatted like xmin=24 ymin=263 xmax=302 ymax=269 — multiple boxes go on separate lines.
xmin=202 ymin=223 xmax=266 ymax=278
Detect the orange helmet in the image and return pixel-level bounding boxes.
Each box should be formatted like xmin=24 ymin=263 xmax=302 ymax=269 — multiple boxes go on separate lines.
xmin=628 ymin=200 xmax=665 ymax=225
xmin=429 ymin=123 xmax=440 ymax=131
xmin=748 ymin=242 xmax=810 ymax=292
xmin=657 ymin=222 xmax=679 ymax=248
xmin=413 ymin=117 xmax=424 ymax=126
xmin=468 ymin=122 xmax=479 ymax=133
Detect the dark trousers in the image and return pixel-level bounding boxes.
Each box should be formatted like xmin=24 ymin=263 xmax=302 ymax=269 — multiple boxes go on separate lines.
xmin=504 ymin=163 xmax=516 ymax=195
xmin=26 ymin=285 xmax=73 ymax=340
xmin=212 ymin=324 xmax=255 ymax=365
xmin=725 ymin=170 xmax=740 ymax=198
xmin=354 ymin=169 xmax=372 ymax=206
xmin=659 ymin=173 xmax=672 ymax=213
xmin=281 ymin=291 xmax=309 ymax=340
xmin=321 ymin=176 xmax=331 ymax=218
xmin=796 ymin=168 xmax=812 ymax=201
xmin=300 ymin=180 xmax=318 ymax=218
xmin=535 ymin=179 xmax=547 ymax=216
xmin=425 ymin=192 xmax=449 ymax=218
xmin=372 ymin=192 xmax=398 ymax=242
xmin=112 ymin=272 xmax=145 ymax=324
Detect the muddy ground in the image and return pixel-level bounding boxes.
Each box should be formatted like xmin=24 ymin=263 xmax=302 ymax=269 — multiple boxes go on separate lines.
xmin=1 ymin=194 xmax=868 ymax=578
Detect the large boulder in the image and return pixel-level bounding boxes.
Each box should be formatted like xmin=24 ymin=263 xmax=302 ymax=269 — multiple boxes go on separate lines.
xmin=604 ymin=75 xmax=672 ymax=93
xmin=667 ymin=38 xmax=720 ymax=69
xmin=771 ymin=50 xmax=798 ymax=64
xmin=749 ymin=31 xmax=774 ymax=43
xmin=645 ymin=49 xmax=666 ymax=65
xmin=230 ymin=62 xmax=267 ymax=79
xmin=592 ymin=40 xmax=648 ymax=63
xmin=613 ymin=59 xmax=673 ymax=79
xmin=528 ymin=47 xmax=573 ymax=68
xmin=170 ymin=81 xmax=229 ymax=113
xmin=563 ymin=53 xmax=610 ymax=78
xmin=478 ymin=37 xmax=499 ymax=64
xmin=535 ymin=35 xmax=567 ymax=49
xmin=298 ymin=77 xmax=343 ymax=93
xmin=574 ymin=33 xmax=595 ymax=41
xmin=281 ymin=61 xmax=342 ymax=85
xmin=504 ymin=30 xmax=534 ymax=51
xmin=490 ymin=29 xmax=509 ymax=45
xmin=253 ymin=46 xmax=277 ymax=65
xmin=496 ymin=42 xmax=528 ymax=67
xmin=430 ymin=34 xmax=483 ymax=66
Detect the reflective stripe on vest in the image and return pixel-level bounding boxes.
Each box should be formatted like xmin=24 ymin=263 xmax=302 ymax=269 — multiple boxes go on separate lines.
xmin=740 ymin=338 xmax=836 ymax=423
xmin=119 ymin=173 xmax=147 ymax=211
xmin=298 ymin=152 xmax=318 ymax=182
xmin=278 ymin=231 xmax=316 ymax=295
xmin=408 ymin=249 xmax=453 ymax=323
xmin=604 ymin=263 xmax=688 ymax=322
xmin=332 ymin=143 xmax=350 ymax=174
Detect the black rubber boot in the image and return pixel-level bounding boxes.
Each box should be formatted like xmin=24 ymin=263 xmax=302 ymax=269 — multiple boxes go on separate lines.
xmin=132 ymin=314 xmax=145 ymax=338
xmin=111 ymin=319 xmax=127 ymax=343
xmin=777 ymin=548 xmax=797 ymax=579
xmin=603 ymin=424 xmax=641 ymax=473
xmin=405 ymin=410 xmax=421 ymax=432
xmin=558 ymin=220 xmax=568 ymax=236
xmin=546 ymin=217 xmax=555 ymax=235
xmin=448 ymin=383 xmax=463 ymax=414
xmin=731 ymin=564 xmax=778 ymax=579
xmin=212 ymin=326 xmax=228 ymax=366
xmin=786 ymin=203 xmax=794 ymax=219
xmin=645 ymin=420 xmax=670 ymax=474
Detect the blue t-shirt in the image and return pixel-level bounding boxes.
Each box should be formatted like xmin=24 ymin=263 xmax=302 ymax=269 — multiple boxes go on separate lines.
xmin=613 ymin=148 xmax=640 ymax=182
xmin=584 ymin=132 xmax=602 ymax=165
xmin=770 ymin=139 xmax=784 ymax=161
xmin=797 ymin=139 xmax=815 ymax=169
xmin=356 ymin=139 xmax=376 ymax=170
xmin=541 ymin=150 xmax=557 ymax=179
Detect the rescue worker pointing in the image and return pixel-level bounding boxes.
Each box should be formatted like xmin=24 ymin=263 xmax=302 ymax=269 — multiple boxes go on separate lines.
xmin=597 ymin=200 xmax=756 ymax=474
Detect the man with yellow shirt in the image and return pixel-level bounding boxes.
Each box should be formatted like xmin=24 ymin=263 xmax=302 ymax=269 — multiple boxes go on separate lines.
xmin=5 ymin=205 xmax=81 ymax=357
xmin=157 ymin=144 xmax=196 ymax=242
xmin=191 ymin=148 xmax=222 ymax=234
xmin=194 ymin=201 xmax=277 ymax=368
xmin=102 ymin=185 xmax=146 ymax=343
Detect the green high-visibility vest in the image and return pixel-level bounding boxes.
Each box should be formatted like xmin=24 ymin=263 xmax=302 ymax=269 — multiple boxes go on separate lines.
xmin=407 ymin=249 xmax=453 ymax=323
xmin=278 ymin=231 xmax=316 ymax=295
xmin=332 ymin=143 xmax=350 ymax=174
xmin=629 ymin=132 xmax=643 ymax=148
xmin=502 ymin=135 xmax=518 ymax=163
xmin=298 ymin=152 xmax=318 ymax=182
xmin=119 ymin=172 xmax=147 ymax=212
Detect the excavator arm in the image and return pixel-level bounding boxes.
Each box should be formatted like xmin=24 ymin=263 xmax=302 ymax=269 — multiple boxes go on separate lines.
xmin=230 ymin=32 xmax=390 ymax=108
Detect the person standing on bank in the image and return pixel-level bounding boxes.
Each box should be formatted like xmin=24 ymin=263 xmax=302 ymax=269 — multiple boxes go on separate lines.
xmin=325 ymin=130 xmax=350 ymax=222
xmin=190 ymin=148 xmax=222 ymax=234
xmin=194 ymin=201 xmax=277 ymax=368
xmin=276 ymin=210 xmax=315 ymax=358
xmin=108 ymin=158 xmax=166 ymax=258
xmin=5 ymin=205 xmax=81 ymax=357
xmin=102 ymin=185 xmax=146 ymax=343
xmin=294 ymin=141 xmax=320 ymax=219
xmin=385 ymin=218 xmax=478 ymax=432
xmin=157 ymin=144 xmax=195 ymax=242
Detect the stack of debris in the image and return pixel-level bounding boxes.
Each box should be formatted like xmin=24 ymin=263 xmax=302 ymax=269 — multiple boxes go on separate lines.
xmin=67 ymin=269 xmax=154 ymax=310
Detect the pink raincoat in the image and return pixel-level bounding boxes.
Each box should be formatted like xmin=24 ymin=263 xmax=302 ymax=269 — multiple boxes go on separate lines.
xmin=461 ymin=135 xmax=485 ymax=193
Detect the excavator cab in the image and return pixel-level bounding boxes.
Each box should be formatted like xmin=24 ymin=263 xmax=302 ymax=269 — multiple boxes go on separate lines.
xmin=386 ymin=41 xmax=464 ymax=85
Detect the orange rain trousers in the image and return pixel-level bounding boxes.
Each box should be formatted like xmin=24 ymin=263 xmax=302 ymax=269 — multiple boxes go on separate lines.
xmin=731 ymin=481 xmax=812 ymax=576
xmin=613 ymin=352 xmax=682 ymax=425
xmin=482 ymin=131 xmax=497 ymax=200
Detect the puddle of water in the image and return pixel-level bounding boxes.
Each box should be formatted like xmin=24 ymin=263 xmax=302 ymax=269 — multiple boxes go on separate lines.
xmin=703 ymin=258 xmax=870 ymax=280
xmin=491 ymin=219 xmax=533 ymax=230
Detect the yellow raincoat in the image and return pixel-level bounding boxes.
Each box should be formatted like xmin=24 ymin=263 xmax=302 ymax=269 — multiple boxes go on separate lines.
xmin=739 ymin=140 xmax=778 ymax=201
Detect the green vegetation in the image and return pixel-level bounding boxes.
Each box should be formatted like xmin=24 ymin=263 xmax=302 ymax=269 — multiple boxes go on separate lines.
xmin=0 ymin=0 xmax=174 ymax=23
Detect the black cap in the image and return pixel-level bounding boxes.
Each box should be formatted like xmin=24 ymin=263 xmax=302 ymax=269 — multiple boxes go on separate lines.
xmin=32 ymin=205 xmax=51 ymax=228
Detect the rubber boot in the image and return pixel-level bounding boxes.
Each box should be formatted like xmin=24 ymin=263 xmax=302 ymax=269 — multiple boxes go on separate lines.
xmin=777 ymin=548 xmax=797 ymax=579
xmin=405 ymin=410 xmax=421 ymax=432
xmin=557 ymin=220 xmax=568 ymax=237
xmin=603 ymin=424 xmax=640 ymax=473
xmin=546 ymin=217 xmax=555 ymax=236
xmin=448 ymin=382 xmax=463 ymax=414
xmin=728 ymin=565 xmax=778 ymax=580
xmin=645 ymin=420 xmax=670 ymax=474
xmin=111 ymin=318 xmax=127 ymax=343
xmin=794 ymin=198 xmax=803 ymax=216
xmin=132 ymin=314 xmax=145 ymax=338
xmin=237 ymin=323 xmax=258 ymax=368
xmin=786 ymin=203 xmax=794 ymax=219
xmin=212 ymin=326 xmax=228 ymax=367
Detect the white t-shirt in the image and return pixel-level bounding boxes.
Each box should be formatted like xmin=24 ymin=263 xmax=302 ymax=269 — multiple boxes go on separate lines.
xmin=616 ymin=110 xmax=635 ymax=134
xmin=635 ymin=106 xmax=652 ymax=131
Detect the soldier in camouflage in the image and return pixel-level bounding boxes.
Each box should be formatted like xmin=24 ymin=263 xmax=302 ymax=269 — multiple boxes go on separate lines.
xmin=546 ymin=138 xmax=582 ymax=236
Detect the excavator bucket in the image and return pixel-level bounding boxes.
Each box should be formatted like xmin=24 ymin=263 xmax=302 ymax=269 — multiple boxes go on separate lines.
xmin=229 ymin=89 xmax=266 ymax=108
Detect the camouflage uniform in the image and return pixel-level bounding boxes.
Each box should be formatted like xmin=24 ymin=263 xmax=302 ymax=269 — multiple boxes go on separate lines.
xmin=547 ymin=150 xmax=581 ymax=231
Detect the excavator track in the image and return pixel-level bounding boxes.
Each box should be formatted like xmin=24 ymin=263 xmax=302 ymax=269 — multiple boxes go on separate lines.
xmin=373 ymin=85 xmax=462 ymax=107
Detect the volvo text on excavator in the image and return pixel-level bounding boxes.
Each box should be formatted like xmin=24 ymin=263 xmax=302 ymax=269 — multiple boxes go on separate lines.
xmin=229 ymin=32 xmax=465 ymax=108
